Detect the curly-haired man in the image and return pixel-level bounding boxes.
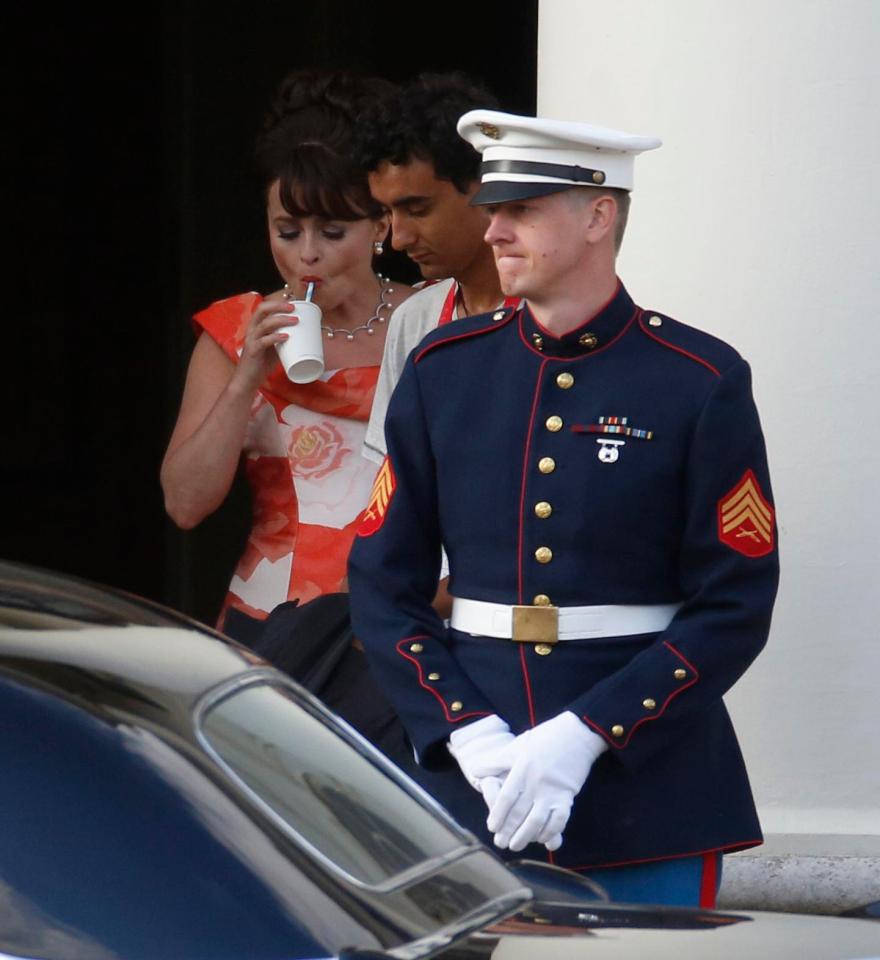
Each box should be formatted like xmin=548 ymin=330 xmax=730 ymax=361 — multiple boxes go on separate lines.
xmin=356 ymin=73 xmax=517 ymax=468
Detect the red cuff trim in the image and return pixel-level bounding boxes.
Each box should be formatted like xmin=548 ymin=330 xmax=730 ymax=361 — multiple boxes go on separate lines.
xmin=395 ymin=637 xmax=490 ymax=724
xmin=582 ymin=641 xmax=700 ymax=749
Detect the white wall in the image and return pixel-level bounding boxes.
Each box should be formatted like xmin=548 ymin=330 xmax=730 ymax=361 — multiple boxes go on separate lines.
xmin=538 ymin=0 xmax=880 ymax=843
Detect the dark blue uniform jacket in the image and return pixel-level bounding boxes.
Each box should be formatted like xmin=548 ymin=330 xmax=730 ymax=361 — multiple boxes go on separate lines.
xmin=349 ymin=282 xmax=779 ymax=871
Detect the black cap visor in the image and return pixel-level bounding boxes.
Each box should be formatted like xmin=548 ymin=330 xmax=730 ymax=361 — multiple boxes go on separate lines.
xmin=470 ymin=179 xmax=582 ymax=206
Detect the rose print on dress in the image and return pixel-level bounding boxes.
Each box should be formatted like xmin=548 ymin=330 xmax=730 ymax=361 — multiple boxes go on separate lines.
xmin=287 ymin=422 xmax=350 ymax=480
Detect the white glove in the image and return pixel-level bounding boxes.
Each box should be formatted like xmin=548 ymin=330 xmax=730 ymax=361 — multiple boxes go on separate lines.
xmin=448 ymin=714 xmax=515 ymax=806
xmin=486 ymin=711 xmax=607 ymax=853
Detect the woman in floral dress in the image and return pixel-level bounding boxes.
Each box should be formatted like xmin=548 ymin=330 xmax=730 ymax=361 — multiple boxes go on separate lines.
xmin=161 ymin=70 xmax=411 ymax=639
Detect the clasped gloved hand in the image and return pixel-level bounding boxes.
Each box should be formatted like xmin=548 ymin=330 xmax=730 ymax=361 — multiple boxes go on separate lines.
xmin=447 ymin=714 xmax=515 ymax=809
xmin=486 ymin=711 xmax=607 ymax=853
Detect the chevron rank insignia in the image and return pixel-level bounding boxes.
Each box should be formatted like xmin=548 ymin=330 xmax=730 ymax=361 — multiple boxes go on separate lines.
xmin=357 ymin=457 xmax=396 ymax=537
xmin=717 ymin=469 xmax=775 ymax=557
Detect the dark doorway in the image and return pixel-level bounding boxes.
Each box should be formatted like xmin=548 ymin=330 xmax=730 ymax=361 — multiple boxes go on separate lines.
xmin=5 ymin=3 xmax=538 ymax=625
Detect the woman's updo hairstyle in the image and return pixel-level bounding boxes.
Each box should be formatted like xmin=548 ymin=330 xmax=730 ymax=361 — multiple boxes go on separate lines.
xmin=255 ymin=69 xmax=394 ymax=222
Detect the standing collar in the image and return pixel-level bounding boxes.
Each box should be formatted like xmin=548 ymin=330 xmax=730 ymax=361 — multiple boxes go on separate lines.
xmin=517 ymin=279 xmax=638 ymax=360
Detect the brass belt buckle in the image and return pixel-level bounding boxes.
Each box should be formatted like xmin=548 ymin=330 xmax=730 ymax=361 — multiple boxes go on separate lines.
xmin=511 ymin=605 xmax=558 ymax=643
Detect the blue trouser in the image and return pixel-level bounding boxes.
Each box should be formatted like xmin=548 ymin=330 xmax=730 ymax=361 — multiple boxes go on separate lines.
xmin=583 ymin=853 xmax=723 ymax=908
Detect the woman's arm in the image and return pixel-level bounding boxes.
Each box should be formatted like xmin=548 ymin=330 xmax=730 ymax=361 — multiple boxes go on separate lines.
xmin=161 ymin=296 xmax=296 ymax=528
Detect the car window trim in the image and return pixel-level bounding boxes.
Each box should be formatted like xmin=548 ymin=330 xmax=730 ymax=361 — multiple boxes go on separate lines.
xmin=193 ymin=670 xmax=485 ymax=894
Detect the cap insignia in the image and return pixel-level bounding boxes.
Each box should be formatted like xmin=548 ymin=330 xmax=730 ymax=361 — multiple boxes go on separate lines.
xmin=478 ymin=122 xmax=501 ymax=140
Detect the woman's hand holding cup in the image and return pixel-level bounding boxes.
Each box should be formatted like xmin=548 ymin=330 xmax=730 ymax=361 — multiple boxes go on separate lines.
xmin=234 ymin=293 xmax=300 ymax=391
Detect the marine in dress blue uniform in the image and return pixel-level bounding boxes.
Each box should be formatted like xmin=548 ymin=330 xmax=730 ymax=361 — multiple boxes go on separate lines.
xmin=348 ymin=111 xmax=779 ymax=901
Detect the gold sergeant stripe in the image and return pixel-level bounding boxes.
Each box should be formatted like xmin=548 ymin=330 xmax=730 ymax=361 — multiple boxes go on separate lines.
xmin=363 ymin=459 xmax=394 ymax=522
xmin=720 ymin=477 xmax=772 ymax=540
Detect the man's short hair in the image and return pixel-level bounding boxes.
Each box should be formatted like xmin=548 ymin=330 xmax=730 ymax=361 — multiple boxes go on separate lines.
xmin=354 ymin=72 xmax=499 ymax=193
xmin=571 ymin=186 xmax=630 ymax=252
xmin=607 ymin=188 xmax=631 ymax=252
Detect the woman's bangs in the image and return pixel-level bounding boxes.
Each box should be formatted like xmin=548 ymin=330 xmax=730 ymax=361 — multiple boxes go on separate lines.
xmin=278 ymin=148 xmax=381 ymax=221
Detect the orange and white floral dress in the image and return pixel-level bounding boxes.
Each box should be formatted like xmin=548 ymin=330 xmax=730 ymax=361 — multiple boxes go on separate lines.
xmin=194 ymin=292 xmax=380 ymax=626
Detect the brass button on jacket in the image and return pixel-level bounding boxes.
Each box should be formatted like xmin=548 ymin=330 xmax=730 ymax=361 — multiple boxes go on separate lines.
xmin=611 ymin=724 xmax=625 ymax=738
xmin=535 ymin=501 xmax=552 ymax=519
xmin=642 ymin=698 xmax=657 ymax=710
xmin=538 ymin=457 xmax=556 ymax=474
xmin=535 ymin=546 xmax=553 ymax=564
xmin=533 ymin=594 xmax=552 ymax=606
xmin=428 ymin=672 xmax=441 ymax=681
xmin=450 ymin=701 xmax=463 ymax=712
xmin=535 ymin=644 xmax=553 ymax=656
xmin=556 ymin=372 xmax=574 ymax=389
xmin=409 ymin=642 xmax=423 ymax=653
xmin=674 ymin=668 xmax=687 ymax=680
xmin=545 ymin=415 xmax=563 ymax=432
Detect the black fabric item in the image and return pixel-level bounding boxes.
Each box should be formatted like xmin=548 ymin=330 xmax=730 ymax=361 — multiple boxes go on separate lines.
xmin=221 ymin=607 xmax=268 ymax=648
xmin=224 ymin=594 xmax=422 ymax=777
xmin=255 ymin=594 xmax=353 ymax=692
xmin=319 ymin=644 xmax=420 ymax=774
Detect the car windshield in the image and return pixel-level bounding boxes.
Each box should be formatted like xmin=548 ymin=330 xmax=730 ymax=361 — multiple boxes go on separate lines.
xmin=199 ymin=679 xmax=471 ymax=890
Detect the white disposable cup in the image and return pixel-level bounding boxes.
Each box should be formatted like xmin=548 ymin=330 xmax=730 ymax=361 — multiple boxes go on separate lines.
xmin=274 ymin=300 xmax=325 ymax=383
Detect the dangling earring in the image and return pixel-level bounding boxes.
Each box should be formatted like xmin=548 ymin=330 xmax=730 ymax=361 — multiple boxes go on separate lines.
xmin=282 ymin=281 xmax=294 ymax=301
xmin=373 ymin=240 xmax=384 ymax=255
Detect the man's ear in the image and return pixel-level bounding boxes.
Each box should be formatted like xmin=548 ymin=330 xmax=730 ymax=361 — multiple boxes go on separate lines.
xmin=585 ymin=194 xmax=617 ymax=245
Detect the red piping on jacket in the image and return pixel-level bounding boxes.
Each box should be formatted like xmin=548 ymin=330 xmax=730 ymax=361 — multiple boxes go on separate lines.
xmin=639 ymin=313 xmax=721 ymax=377
xmin=516 ymin=360 xmax=549 ymax=601
xmin=414 ymin=311 xmax=514 ymax=364
xmin=562 ymin=838 xmax=761 ymax=873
